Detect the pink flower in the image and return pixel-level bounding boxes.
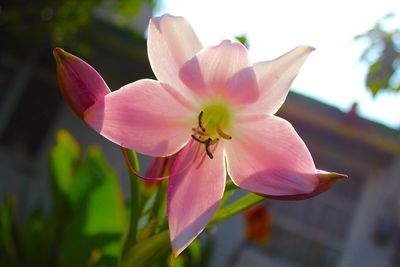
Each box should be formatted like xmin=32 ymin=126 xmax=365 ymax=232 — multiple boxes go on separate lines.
xmin=54 ymin=14 xmax=346 ymax=257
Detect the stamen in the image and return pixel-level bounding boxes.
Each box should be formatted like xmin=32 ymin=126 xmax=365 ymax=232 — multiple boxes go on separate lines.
xmin=191 ymin=135 xmax=215 ymax=160
xmin=197 ymin=130 xmax=208 ymax=136
xmin=198 ymin=111 xmax=206 ymax=132
xmin=210 ymin=138 xmax=219 ymax=145
xmin=204 ymin=138 xmax=214 ymax=159
xmin=196 ymin=138 xmax=219 ymax=168
xmin=192 ymin=128 xmax=208 ymax=137
xmin=216 ymin=124 xmax=232 ymax=140
xmin=191 ymin=134 xmax=207 ymax=144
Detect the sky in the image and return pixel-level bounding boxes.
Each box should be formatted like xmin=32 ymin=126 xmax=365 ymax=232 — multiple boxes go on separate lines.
xmin=154 ymin=0 xmax=400 ymax=129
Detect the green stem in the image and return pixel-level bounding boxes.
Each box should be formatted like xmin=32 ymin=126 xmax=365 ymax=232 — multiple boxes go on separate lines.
xmin=120 ymin=148 xmax=141 ymax=261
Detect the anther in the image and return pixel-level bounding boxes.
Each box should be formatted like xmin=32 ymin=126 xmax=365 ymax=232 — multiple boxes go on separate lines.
xmin=192 ymin=128 xmax=208 ymax=137
xmin=191 ymin=135 xmax=215 ymax=159
xmin=198 ymin=111 xmax=206 ymax=132
xmin=204 ymin=138 xmax=214 ymax=159
xmin=216 ymin=124 xmax=232 ymax=140
xmin=191 ymin=134 xmax=207 ymax=144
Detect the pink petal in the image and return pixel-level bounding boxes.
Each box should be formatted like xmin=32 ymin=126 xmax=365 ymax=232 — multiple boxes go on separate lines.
xmin=264 ymin=171 xmax=348 ymax=200
xmin=53 ymin=48 xmax=111 ymax=118
xmin=225 ymin=115 xmax=318 ymax=196
xmin=148 ymin=14 xmax=202 ymax=105
xmin=168 ymin=141 xmax=226 ymax=257
xmin=179 ymin=40 xmax=259 ymax=104
xmin=84 ymin=79 xmax=191 ymax=157
xmin=241 ymin=46 xmax=314 ymax=115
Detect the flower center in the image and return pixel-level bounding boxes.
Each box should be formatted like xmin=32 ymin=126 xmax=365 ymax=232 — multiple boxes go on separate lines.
xmin=191 ymin=103 xmax=232 ymax=159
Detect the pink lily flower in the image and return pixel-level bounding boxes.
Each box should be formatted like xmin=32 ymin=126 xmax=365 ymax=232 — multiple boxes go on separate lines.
xmin=54 ymin=14 xmax=347 ymax=258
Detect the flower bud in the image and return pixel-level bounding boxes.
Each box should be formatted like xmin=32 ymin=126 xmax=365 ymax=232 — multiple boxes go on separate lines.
xmin=53 ymin=48 xmax=111 ymax=118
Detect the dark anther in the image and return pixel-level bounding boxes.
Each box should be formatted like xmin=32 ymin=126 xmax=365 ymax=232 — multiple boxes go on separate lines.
xmin=198 ymin=111 xmax=206 ymax=132
xmin=191 ymin=134 xmax=206 ymax=144
xmin=191 ymin=135 xmax=215 ymax=159
xmin=204 ymin=138 xmax=214 ymax=159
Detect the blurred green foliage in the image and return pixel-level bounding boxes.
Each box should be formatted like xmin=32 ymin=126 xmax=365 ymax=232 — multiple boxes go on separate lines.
xmin=356 ymin=13 xmax=400 ymax=96
xmin=0 ymin=0 xmax=155 ymax=54
xmin=0 ymin=129 xmax=127 ymax=267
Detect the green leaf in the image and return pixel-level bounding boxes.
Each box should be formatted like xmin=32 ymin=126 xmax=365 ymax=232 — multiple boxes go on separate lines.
xmin=220 ymin=179 xmax=239 ymax=207
xmin=211 ymin=193 xmax=264 ymax=225
xmin=121 ymin=230 xmax=170 ymax=267
xmin=49 ymin=129 xmax=80 ymax=202
xmin=117 ymin=0 xmax=142 ymax=17
xmin=58 ymin=145 xmax=127 ymax=267
xmin=21 ymin=206 xmax=48 ymax=266
xmin=234 ymin=34 xmax=249 ymax=49
xmin=187 ymin=238 xmax=202 ymax=264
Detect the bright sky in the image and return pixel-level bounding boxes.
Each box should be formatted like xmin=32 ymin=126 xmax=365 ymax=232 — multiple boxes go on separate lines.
xmin=155 ymin=0 xmax=400 ymax=129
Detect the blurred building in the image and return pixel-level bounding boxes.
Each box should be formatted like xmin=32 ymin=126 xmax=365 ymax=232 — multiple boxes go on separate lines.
xmin=1 ymin=4 xmax=400 ymax=267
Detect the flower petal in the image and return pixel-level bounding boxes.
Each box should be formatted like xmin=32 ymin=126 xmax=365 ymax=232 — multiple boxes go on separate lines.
xmin=179 ymin=40 xmax=259 ymax=104
xmin=241 ymin=46 xmax=314 ymax=115
xmin=53 ymin=48 xmax=111 ymax=118
xmin=84 ymin=79 xmax=191 ymax=157
xmin=225 ymin=115 xmax=318 ymax=196
xmin=148 ymin=14 xmax=202 ymax=103
xmin=168 ymin=141 xmax=225 ymax=257
xmin=264 ymin=171 xmax=348 ymax=200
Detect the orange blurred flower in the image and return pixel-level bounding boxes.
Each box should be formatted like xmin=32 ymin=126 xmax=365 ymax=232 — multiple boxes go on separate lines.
xmin=244 ymin=204 xmax=271 ymax=244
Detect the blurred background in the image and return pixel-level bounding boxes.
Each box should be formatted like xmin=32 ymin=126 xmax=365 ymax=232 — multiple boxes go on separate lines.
xmin=0 ymin=0 xmax=399 ymax=266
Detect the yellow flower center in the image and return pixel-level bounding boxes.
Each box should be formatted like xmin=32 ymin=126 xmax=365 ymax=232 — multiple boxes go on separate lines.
xmin=202 ymin=103 xmax=232 ymax=136
xmin=191 ymin=102 xmax=233 ymax=159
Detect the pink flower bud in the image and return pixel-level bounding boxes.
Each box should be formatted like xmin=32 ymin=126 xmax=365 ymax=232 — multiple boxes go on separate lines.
xmin=53 ymin=48 xmax=110 ymax=118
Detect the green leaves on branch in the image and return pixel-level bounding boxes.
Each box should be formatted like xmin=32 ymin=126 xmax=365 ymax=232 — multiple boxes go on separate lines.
xmin=356 ymin=13 xmax=400 ymax=96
